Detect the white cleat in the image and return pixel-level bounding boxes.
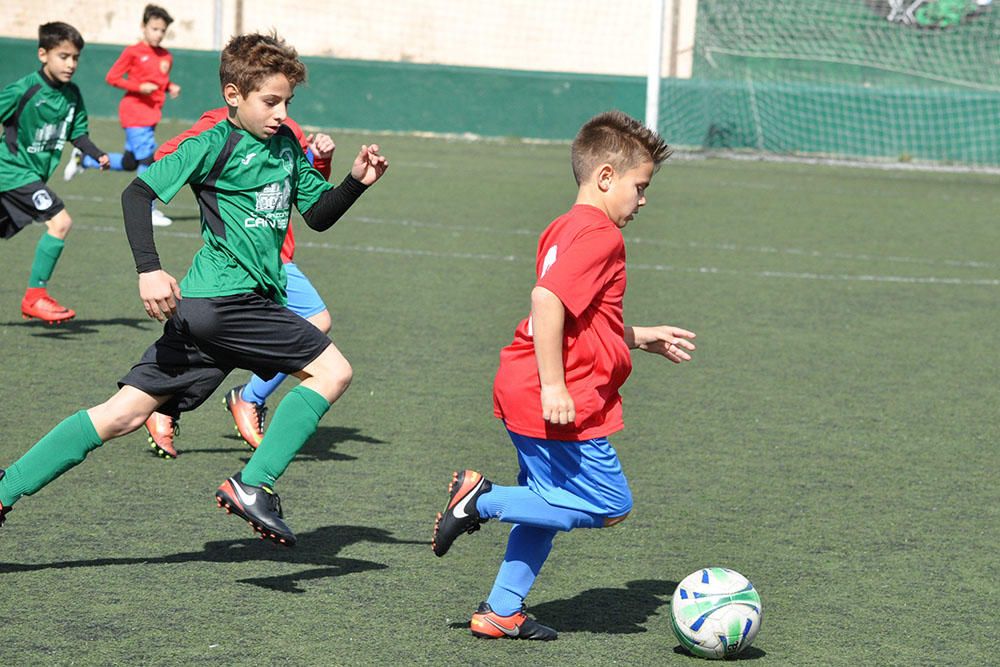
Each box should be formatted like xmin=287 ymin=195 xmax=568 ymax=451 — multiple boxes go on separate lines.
xmin=151 ymin=209 xmax=173 ymax=227
xmin=63 ymin=148 xmax=83 ymax=181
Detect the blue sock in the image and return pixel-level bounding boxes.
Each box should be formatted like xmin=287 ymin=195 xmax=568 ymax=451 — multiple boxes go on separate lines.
xmin=242 ymin=373 xmax=287 ymax=405
xmin=486 ymin=524 xmax=557 ymax=616
xmin=476 ymin=484 xmax=604 ymax=531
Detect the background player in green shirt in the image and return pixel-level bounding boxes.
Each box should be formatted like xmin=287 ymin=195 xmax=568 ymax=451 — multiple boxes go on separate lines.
xmin=0 ymin=32 xmax=388 ymax=547
xmin=0 ymin=22 xmax=110 ymax=324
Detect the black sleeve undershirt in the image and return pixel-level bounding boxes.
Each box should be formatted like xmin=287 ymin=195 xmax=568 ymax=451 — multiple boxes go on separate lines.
xmin=70 ymin=134 xmax=105 ymax=162
xmin=121 ymin=178 xmax=161 ymax=273
xmin=301 ymin=174 xmax=368 ymax=231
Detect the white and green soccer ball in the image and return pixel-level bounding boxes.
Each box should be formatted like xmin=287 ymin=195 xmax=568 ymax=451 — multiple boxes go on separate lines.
xmin=670 ymin=567 xmax=762 ymax=660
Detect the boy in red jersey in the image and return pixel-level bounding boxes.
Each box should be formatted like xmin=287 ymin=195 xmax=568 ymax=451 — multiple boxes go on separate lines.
xmin=432 ymin=111 xmax=696 ymax=640
xmin=64 ymin=4 xmax=179 ymax=226
xmin=142 ymin=107 xmax=336 ymax=458
xmin=0 ymin=22 xmax=110 ymax=324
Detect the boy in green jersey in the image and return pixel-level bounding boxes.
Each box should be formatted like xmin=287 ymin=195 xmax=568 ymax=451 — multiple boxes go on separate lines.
xmin=0 ymin=22 xmax=110 ymax=323
xmin=0 ymin=32 xmax=388 ymax=546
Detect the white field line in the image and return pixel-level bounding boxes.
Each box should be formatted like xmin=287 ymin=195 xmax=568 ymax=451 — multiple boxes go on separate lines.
xmin=65 ymin=196 xmax=996 ymax=270
xmin=79 ymin=223 xmax=999 ymax=287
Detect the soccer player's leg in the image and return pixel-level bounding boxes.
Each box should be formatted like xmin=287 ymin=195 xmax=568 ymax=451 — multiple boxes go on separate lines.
xmin=0 ymin=386 xmax=164 ymax=527
xmin=209 ymin=295 xmax=341 ymax=546
xmin=224 ymin=263 xmax=330 ymax=449
xmin=22 ymin=201 xmax=75 ymax=324
xmin=470 ymin=524 xmax=559 ymax=640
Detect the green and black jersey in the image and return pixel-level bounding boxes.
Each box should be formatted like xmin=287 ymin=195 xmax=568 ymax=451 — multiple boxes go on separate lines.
xmin=140 ymin=121 xmax=333 ymax=304
xmin=0 ymin=69 xmax=90 ymax=189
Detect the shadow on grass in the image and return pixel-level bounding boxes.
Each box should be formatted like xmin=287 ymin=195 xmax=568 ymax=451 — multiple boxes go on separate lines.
xmin=0 ymin=524 xmax=424 ymax=594
xmin=446 ymin=579 xmax=677 ymax=635
xmin=22 ymin=317 xmax=151 ymax=338
xmin=674 ymin=645 xmax=767 ymax=660
xmin=175 ymin=425 xmax=385 ymax=462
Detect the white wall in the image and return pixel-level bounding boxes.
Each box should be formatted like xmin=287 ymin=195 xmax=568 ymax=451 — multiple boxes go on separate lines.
xmin=4 ymin=0 xmax=696 ymax=77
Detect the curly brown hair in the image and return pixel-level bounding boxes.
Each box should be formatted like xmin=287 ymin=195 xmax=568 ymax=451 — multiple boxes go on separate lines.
xmin=219 ymin=32 xmax=306 ymax=97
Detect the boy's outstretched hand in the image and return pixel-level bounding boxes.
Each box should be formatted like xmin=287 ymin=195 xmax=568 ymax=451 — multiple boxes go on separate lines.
xmin=307 ymin=133 xmax=335 ymax=162
xmin=351 ymin=144 xmax=388 ymax=185
xmin=627 ymin=325 xmax=696 ymax=363
xmin=138 ymin=269 xmax=182 ymax=322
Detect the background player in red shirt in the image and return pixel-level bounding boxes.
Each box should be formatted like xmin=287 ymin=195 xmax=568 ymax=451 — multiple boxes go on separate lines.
xmin=432 ymin=111 xmax=696 ymax=640
xmin=64 ymin=4 xmax=180 ymax=226
xmin=142 ymin=107 xmax=336 ymax=459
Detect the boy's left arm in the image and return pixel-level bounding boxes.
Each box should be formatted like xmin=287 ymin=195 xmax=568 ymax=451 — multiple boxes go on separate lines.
xmin=625 ymin=325 xmax=696 ymax=363
xmin=300 ymin=144 xmax=388 ymax=231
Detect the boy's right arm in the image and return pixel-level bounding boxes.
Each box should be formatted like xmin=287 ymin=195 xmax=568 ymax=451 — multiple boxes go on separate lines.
xmin=121 ymin=179 xmax=180 ymax=321
xmin=531 ymin=286 xmax=576 ymax=425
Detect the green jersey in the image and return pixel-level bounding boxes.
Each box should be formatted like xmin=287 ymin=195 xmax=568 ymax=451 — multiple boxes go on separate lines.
xmin=0 ymin=70 xmax=89 ymax=189
xmin=140 ymin=121 xmax=332 ymax=304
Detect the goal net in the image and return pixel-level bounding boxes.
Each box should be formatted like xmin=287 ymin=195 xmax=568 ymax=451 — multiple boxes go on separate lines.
xmin=658 ymin=0 xmax=1000 ymax=167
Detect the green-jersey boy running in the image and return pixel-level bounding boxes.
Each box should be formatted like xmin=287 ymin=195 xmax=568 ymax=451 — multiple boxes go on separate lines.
xmin=0 ymin=22 xmax=110 ymax=323
xmin=0 ymin=32 xmax=388 ymax=546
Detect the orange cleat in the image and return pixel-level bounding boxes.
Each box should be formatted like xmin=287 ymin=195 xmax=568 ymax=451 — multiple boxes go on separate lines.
xmin=21 ymin=291 xmax=75 ymax=324
xmin=470 ymin=602 xmax=558 ymax=640
xmin=224 ymin=385 xmax=266 ymax=449
xmin=145 ymin=412 xmax=179 ymax=459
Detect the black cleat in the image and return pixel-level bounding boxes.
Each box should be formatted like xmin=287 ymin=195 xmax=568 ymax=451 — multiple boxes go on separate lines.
xmin=470 ymin=602 xmax=558 ymax=640
xmin=0 ymin=470 xmax=9 ymax=528
xmin=432 ymin=469 xmax=491 ymax=557
xmin=215 ymin=472 xmax=295 ymax=546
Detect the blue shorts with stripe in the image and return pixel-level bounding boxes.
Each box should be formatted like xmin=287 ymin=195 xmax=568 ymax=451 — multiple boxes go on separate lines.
xmin=507 ymin=428 xmax=633 ymax=518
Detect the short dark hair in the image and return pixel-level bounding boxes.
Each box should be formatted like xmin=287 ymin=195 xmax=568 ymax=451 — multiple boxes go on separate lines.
xmin=38 ymin=22 xmax=84 ymax=52
xmin=571 ymin=110 xmax=672 ymax=185
xmin=220 ymin=32 xmax=306 ymax=97
xmin=143 ymin=4 xmax=174 ymax=26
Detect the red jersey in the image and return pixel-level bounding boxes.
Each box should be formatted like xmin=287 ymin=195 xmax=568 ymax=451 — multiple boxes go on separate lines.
xmin=493 ymin=204 xmax=632 ymax=441
xmin=106 ymin=42 xmax=173 ymax=127
xmin=154 ymin=108 xmax=332 ymax=263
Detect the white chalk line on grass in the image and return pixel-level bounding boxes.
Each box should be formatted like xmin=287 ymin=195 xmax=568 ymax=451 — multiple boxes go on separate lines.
xmin=65 ymin=195 xmax=995 ymax=271
xmin=79 ymin=223 xmax=999 ymax=287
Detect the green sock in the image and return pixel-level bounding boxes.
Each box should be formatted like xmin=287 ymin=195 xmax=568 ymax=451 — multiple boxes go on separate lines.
xmin=0 ymin=410 xmax=103 ymax=507
xmin=241 ymin=385 xmax=331 ymax=488
xmin=28 ymin=232 xmax=65 ymax=288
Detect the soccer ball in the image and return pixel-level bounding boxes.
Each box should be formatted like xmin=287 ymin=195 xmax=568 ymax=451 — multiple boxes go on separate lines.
xmin=670 ymin=567 xmax=762 ymax=659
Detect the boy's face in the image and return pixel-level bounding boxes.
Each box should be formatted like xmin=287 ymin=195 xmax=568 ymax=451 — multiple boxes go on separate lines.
xmin=38 ymin=41 xmax=80 ymax=83
xmin=225 ymin=74 xmax=294 ymax=141
xmin=142 ymin=18 xmax=169 ymax=47
xmin=601 ymin=160 xmax=654 ymax=229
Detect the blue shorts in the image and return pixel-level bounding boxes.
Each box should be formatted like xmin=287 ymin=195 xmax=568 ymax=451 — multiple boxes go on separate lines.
xmin=124 ymin=125 xmax=158 ymax=161
xmin=508 ymin=428 xmax=633 ymax=518
xmin=284 ymin=262 xmax=327 ymax=319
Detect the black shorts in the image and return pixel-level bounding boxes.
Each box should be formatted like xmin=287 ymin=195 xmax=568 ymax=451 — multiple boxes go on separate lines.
xmin=0 ymin=181 xmax=66 ymax=240
xmin=119 ymin=293 xmax=332 ymax=415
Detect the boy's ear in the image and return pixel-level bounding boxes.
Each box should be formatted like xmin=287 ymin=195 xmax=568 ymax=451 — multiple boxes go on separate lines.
xmin=37 ymin=47 xmax=47 ymax=63
xmin=596 ymin=164 xmax=615 ymax=192
xmin=222 ymin=82 xmax=242 ymax=107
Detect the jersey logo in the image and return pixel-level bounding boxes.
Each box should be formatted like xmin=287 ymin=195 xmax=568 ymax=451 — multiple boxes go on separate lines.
xmin=240 ymin=153 xmax=257 ymax=165
xmin=160 ymin=60 xmax=170 ymax=74
xmin=279 ymin=146 xmax=295 ymax=175
xmin=140 ymin=55 xmax=150 ymax=62
xmin=32 ymin=189 xmax=53 ymax=211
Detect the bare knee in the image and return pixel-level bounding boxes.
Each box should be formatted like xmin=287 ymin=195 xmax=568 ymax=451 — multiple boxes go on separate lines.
xmin=307 ymin=309 xmax=332 ymax=334
xmin=603 ymin=511 xmax=631 ymax=527
xmin=298 ymin=347 xmax=352 ymax=402
xmin=45 ymin=211 xmax=72 ymax=239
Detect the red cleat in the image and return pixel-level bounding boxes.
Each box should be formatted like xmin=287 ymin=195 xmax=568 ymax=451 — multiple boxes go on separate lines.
xmin=21 ymin=292 xmax=75 ymax=324
xmin=470 ymin=602 xmax=557 ymax=640
xmin=224 ymin=385 xmax=266 ymax=449
xmin=145 ymin=412 xmax=179 ymax=459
